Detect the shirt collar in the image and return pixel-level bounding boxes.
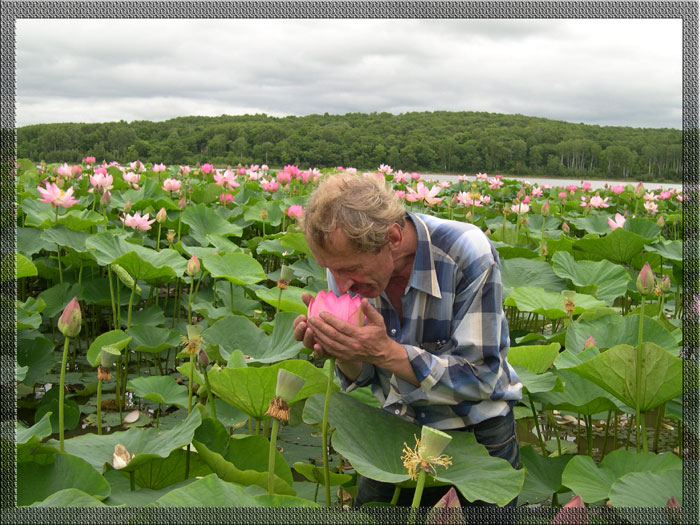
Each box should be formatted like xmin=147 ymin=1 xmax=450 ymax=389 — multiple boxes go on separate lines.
xmin=405 ymin=212 xmax=442 ymax=299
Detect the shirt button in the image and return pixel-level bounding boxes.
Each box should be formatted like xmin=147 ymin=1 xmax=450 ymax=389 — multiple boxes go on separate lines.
xmin=390 ymin=328 xmax=397 ymax=335
xmin=395 ymin=409 xmax=400 ymax=415
xmin=420 ymin=412 xmax=425 ymax=418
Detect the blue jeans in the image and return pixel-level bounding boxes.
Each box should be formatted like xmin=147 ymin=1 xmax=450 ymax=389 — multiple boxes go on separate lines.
xmin=353 ymin=409 xmax=520 ymax=508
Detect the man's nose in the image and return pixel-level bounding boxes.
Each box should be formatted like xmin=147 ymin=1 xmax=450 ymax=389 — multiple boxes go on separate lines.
xmin=336 ymin=276 xmax=354 ymax=294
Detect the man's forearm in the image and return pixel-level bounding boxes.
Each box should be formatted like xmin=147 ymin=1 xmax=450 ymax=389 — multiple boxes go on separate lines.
xmin=337 ymin=341 xmax=419 ymax=387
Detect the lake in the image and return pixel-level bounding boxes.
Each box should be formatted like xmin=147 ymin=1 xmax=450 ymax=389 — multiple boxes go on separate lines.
xmin=422 ymin=173 xmax=683 ymax=192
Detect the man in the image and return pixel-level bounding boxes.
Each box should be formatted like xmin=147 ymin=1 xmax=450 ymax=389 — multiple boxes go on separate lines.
xmin=292 ymin=172 xmax=522 ymax=507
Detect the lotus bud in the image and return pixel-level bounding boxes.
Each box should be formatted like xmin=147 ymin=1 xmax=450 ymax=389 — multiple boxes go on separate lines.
xmin=112 ymin=444 xmax=134 ymax=469
xmin=583 ymin=336 xmax=596 ymax=350
xmin=197 ymin=348 xmax=209 ymax=368
xmin=186 ymin=254 xmax=200 ymax=276
xmin=484 ymin=228 xmax=491 ymax=236
xmin=178 ymin=195 xmax=186 ymax=210
xmin=667 ymin=495 xmax=680 ymax=508
xmin=100 ymin=189 xmax=111 ymax=206
xmin=166 ymin=229 xmax=176 ymax=243
xmin=657 ymin=215 xmax=665 ymax=228
xmin=156 ymin=207 xmax=167 ymax=223
xmin=660 ymin=274 xmax=671 ymax=293
xmin=57 ymin=297 xmax=82 ymax=338
xmin=541 ymin=200 xmax=551 ymax=217
xmin=636 ymin=262 xmax=655 ymax=295
xmin=634 ymin=182 xmax=645 ymax=198
xmin=562 ymin=222 xmax=570 ymax=234
xmin=123 ymin=200 xmax=132 ymax=213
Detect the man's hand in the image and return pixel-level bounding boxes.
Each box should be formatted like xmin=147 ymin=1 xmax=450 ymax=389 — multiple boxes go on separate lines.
xmin=292 ymin=292 xmax=324 ymax=355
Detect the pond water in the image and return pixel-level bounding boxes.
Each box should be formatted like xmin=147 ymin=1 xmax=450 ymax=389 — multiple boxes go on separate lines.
xmin=423 ymin=173 xmax=684 ymax=192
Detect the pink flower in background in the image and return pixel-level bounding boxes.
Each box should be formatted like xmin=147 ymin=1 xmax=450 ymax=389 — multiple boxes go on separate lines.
xmin=261 ymin=164 xmax=269 ymax=171
xmin=558 ymin=191 xmax=568 ymax=200
xmin=121 ymin=211 xmax=156 ymax=231
xmin=249 ymin=164 xmax=259 ymax=173
xmin=122 ymin=171 xmax=140 ymax=189
xmin=410 ymin=172 xmax=422 ymax=180
xmin=643 ymin=192 xmax=658 ymax=201
xmin=201 ymin=163 xmax=214 ymax=174
xmin=343 ymin=167 xmax=358 ymax=176
xmin=405 ymin=182 xmax=443 ymax=206
xmin=237 ymin=168 xmax=247 ymax=176
xmin=608 ymin=213 xmax=626 ymax=231
xmin=457 ymin=175 xmax=469 ymax=182
xmin=152 ymin=163 xmax=166 ymax=172
xmin=249 ymin=172 xmax=259 ymax=181
xmin=439 ymin=181 xmax=451 ymax=189
xmin=129 ymin=160 xmax=145 ymax=172
xmin=543 ymin=184 xmax=552 ymax=190
xmin=676 ymin=194 xmax=683 ymax=202
xmin=531 ymin=187 xmax=543 ymax=197
xmin=162 ymin=178 xmax=181 ymax=192
xmin=179 ymin=165 xmax=191 ymax=176
xmin=88 ymin=172 xmax=113 ymax=193
xmin=589 ymin=195 xmax=610 ymax=208
xmin=644 ymin=201 xmax=659 ymax=214
xmin=511 ymin=201 xmax=530 ymax=214
xmin=395 ymin=190 xmax=406 ymax=199
xmin=456 ymin=191 xmax=473 ymax=206
xmin=522 ymin=195 xmax=531 ymax=204
xmin=37 ymin=182 xmax=80 ymax=208
xmin=83 ymin=156 xmax=96 ymax=164
xmin=214 ymin=169 xmax=239 ymax=189
xmin=277 ymin=171 xmax=293 ymax=184
xmin=286 ymin=204 xmax=304 ymax=219
xmin=476 ymin=172 xmax=488 ymax=180
xmin=219 ymin=193 xmax=234 ymax=205
xmin=658 ymin=190 xmax=672 ymax=200
xmin=56 ymin=163 xmax=74 ymax=178
xmin=481 ymin=195 xmax=491 ymax=204
xmin=262 ymin=180 xmax=280 ymax=193
xmin=612 ymin=184 xmax=625 ymax=194
xmin=308 ymin=290 xmax=364 ymax=327
xmin=393 ymin=170 xmax=408 ymax=183
xmin=284 ymin=165 xmax=300 ymax=178
xmin=378 ymin=164 xmax=393 ymax=174
xmin=581 ymin=181 xmax=592 ymax=191
xmin=568 ymin=184 xmax=578 ymax=194
xmin=186 ymin=255 xmax=200 ymax=276
xmin=488 ymin=178 xmax=503 ymax=189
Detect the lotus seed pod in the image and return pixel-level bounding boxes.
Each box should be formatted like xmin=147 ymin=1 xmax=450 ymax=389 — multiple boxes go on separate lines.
xmin=275 ymin=368 xmax=306 ymax=402
xmin=418 ymin=425 xmax=453 ymax=458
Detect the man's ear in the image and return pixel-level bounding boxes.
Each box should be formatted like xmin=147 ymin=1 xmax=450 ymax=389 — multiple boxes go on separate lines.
xmin=386 ymin=223 xmax=403 ymax=249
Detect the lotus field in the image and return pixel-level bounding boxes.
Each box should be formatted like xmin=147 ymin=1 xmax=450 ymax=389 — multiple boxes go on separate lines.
xmin=14 ymin=158 xmax=687 ymax=513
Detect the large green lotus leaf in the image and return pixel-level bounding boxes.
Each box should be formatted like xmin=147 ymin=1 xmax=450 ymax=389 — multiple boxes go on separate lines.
xmin=244 ymin=200 xmax=284 ymax=227
xmin=561 ymin=449 xmax=681 ymax=504
xmin=565 ymin=312 xmax=678 ymax=356
xmin=180 ymin=203 xmax=243 ymax=246
xmin=16 ymin=296 xmax=44 ymax=329
xmin=129 ymin=304 xmax=167 ymax=327
xmin=150 ymin=473 xmax=262 ymax=506
xmin=128 ymin=324 xmax=181 ymax=354
xmin=204 ymin=233 xmax=243 ymax=253
xmin=20 ymin=197 xmax=58 ymax=228
xmin=609 ymin=470 xmax=682 ymax=507
xmin=17 ymin=411 xmax=53 ymax=446
xmin=507 ymin=343 xmax=560 ymax=374
xmin=30 ymin=488 xmax=108 ymax=507
xmin=623 ymin=217 xmax=661 ymax=239
xmin=527 ymin=214 xmax=562 ymax=232
xmin=87 ymin=232 xmax=187 ymax=279
xmin=55 ymin=407 xmax=202 ymax=473
xmin=200 ymin=252 xmax=266 ymax=285
xmin=130 ymin=448 xmax=212 ymax=490
xmin=572 ymin=228 xmax=651 ymax=264
xmin=86 ymin=329 xmax=131 ymax=367
xmin=17 ymin=226 xmax=45 ymax=257
xmin=207 ymin=359 xmax=331 ymax=419
xmin=56 ymin=208 xmax=107 ymax=231
xmin=255 ymin=285 xmax=308 ymax=315
xmin=519 ymin=444 xmax=574 ymax=499
xmin=566 ymin=213 xmax=613 ymax=235
xmin=191 ymin=441 xmax=294 ymax=496
xmin=17 ymin=332 xmax=55 ymax=386
xmin=303 ymin=392 xmax=523 ymax=506
xmin=35 ymin=388 xmax=81 ymax=432
xmin=551 ymin=251 xmax=630 ymax=305
xmin=532 ymin=369 xmax=619 ymax=415
xmin=253 ymin=494 xmax=320 ymax=507
xmin=568 ymin=343 xmax=683 ymax=412
xmin=512 ymin=366 xmax=563 ymax=394
xmin=500 ymin=258 xmax=566 ymax=298
xmin=290 ymin=257 xmax=327 ymax=284
xmin=37 ymin=281 xmax=83 ymax=318
xmin=16 ymin=253 xmax=38 ymax=279
xmin=495 ymin=245 xmax=540 ymax=260
xmin=280 ymin=231 xmax=314 ymax=257
xmin=644 ymin=239 xmax=683 ymax=262
xmin=505 ymin=287 xmax=606 ymax=320
xmin=225 ymin=434 xmax=294 ymax=489
xmin=127 ymin=375 xmax=189 ymax=408
xmin=293 ymin=462 xmax=352 ymax=486
xmin=102 ymin=469 xmax=195 ymax=507
xmin=17 ymin=452 xmax=111 ymax=506
xmin=257 ymin=237 xmax=288 ymax=256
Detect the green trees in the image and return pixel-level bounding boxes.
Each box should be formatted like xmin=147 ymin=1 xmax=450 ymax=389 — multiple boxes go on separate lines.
xmin=17 ymin=111 xmax=682 ymax=181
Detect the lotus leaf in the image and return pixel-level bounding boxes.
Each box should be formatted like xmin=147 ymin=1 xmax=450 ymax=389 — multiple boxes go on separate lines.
xmin=532 ymin=369 xmax=620 ymax=415
xmin=255 ymin=285 xmax=309 ymax=315
xmin=507 ymin=343 xmax=560 ymax=374
xmin=609 ymin=470 xmax=682 ymax=507
xmin=500 ymin=258 xmax=566 ymax=298
xmin=17 ymin=332 xmax=55 ymax=386
xmin=180 ymin=203 xmax=243 ymax=246
xmin=644 ymin=239 xmax=683 ymax=262
xmin=86 ymin=330 xmax=131 ymax=367
xmin=128 ymin=324 xmax=181 ymax=354
xmin=519 ymin=445 xmax=574 ymax=502
xmin=37 ymin=282 xmax=83 ymax=318
xmin=127 ymin=375 xmax=189 ymax=408
xmin=566 ymin=213 xmax=612 ymax=235
xmin=551 ymin=251 xmax=630 ymax=305
xmin=505 ymin=287 xmax=606 ymax=319
xmin=200 ymin=252 xmax=266 ymax=285
xmin=16 ymin=253 xmax=38 ymax=279
xmin=572 ymin=228 xmax=651 ymax=264
xmin=30 ymin=488 xmax=108 ymax=507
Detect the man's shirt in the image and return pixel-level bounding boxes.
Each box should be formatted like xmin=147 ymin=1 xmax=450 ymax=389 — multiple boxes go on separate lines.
xmin=331 ymin=212 xmax=522 ymax=429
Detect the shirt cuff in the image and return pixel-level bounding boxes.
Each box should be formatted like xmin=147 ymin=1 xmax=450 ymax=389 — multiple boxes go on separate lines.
xmin=399 ymin=344 xmax=449 ymax=401
xmin=335 ymin=362 xmax=375 ymax=392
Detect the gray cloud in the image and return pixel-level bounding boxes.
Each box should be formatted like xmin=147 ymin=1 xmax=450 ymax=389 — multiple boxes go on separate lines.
xmin=15 ymin=18 xmax=682 ymax=129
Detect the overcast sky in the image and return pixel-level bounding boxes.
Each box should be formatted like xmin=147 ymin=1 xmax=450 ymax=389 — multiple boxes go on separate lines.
xmin=15 ymin=17 xmax=683 ymax=129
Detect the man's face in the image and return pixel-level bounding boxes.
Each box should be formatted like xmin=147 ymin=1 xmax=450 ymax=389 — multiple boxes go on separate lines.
xmin=309 ymin=229 xmax=395 ymax=298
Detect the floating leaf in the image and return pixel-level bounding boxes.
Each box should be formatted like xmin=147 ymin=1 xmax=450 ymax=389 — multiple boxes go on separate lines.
xmin=128 ymin=324 xmax=181 ymax=354
xmin=127 ymin=375 xmax=189 ymax=408
xmin=150 ymin=473 xmax=261 ymax=507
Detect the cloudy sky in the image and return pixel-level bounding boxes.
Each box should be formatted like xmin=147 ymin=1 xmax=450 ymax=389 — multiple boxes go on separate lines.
xmin=15 ymin=17 xmax=682 ymax=129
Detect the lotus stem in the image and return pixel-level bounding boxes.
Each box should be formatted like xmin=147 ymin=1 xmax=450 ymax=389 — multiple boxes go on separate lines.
xmin=267 ymin=417 xmax=281 ymax=493
xmin=58 ymin=337 xmax=71 ymax=452
xmin=547 ymin=411 xmax=562 ymax=455
xmin=390 ymin=485 xmax=401 ymax=505
xmin=322 ymin=356 xmax=336 ymax=507
xmin=601 ymin=409 xmax=612 ymax=460
xmin=636 ymin=296 xmax=646 ymax=452
xmin=115 ymin=356 xmax=123 ymax=422
xmin=585 ymin=414 xmax=593 ymax=456
xmin=411 ymin=469 xmax=427 ymax=508
xmin=129 ymin=471 xmax=135 ymax=491
xmin=56 ymin=244 xmax=63 ymax=283
xmin=528 ymin=392 xmax=546 ymax=454
xmin=202 ymin=366 xmax=217 ymax=421
xmin=653 ymin=403 xmax=665 ymax=453
xmin=156 ymin=222 xmax=162 ymax=251
xmin=96 ymin=378 xmax=103 ymax=435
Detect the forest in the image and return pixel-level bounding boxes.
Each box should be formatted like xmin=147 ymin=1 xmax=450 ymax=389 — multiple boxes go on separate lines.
xmin=16 ymin=110 xmax=683 ymax=181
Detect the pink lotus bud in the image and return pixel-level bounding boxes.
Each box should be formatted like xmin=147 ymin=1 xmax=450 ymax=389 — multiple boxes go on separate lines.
xmin=562 ymin=222 xmax=570 ymax=234
xmin=584 ymin=336 xmax=596 ymax=349
xmin=541 ymin=200 xmax=551 ymax=217
xmin=124 ymin=200 xmax=132 ymax=213
xmin=657 ymin=215 xmax=665 ymax=228
xmin=634 ymin=182 xmax=645 ymax=198
xmin=57 ymin=297 xmax=82 ymax=338
xmin=187 ymin=255 xmax=200 ymax=276
xmin=100 ymin=190 xmax=111 ymax=206
xmin=197 ymin=348 xmax=209 ymax=368
xmin=636 ymin=262 xmax=655 ymax=295
xmin=178 ymin=195 xmax=186 ymax=210
xmin=156 ymin=207 xmax=167 ymax=223
xmin=308 ymin=290 xmax=364 ymax=327
xmin=660 ymin=274 xmax=671 ymax=293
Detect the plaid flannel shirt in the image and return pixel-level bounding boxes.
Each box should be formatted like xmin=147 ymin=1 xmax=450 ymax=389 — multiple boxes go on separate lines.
xmin=331 ymin=212 xmax=522 ymax=429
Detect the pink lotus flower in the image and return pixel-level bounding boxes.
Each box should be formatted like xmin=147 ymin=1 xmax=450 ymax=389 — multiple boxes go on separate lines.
xmin=393 ymin=171 xmax=409 ymax=183
xmin=162 ymin=178 xmax=181 ymax=192
xmin=395 ymin=190 xmax=406 ymax=199
xmin=634 ymin=182 xmax=645 ymax=198
xmin=219 ymin=193 xmax=234 ymax=205
xmin=405 ymin=182 xmax=443 ymax=206
xmin=283 ymin=165 xmax=300 ymax=177
xmin=121 ymin=211 xmax=156 ymax=231
xmin=531 ymin=187 xmax=543 ymax=198
xmin=261 ymin=164 xmax=269 ymax=171
xmin=201 ymin=163 xmax=214 ymax=174
xmin=410 ymin=172 xmax=422 ymax=181
xmin=88 ymin=172 xmax=113 ymax=193
xmin=58 ymin=297 xmax=82 ymax=338
xmin=456 ymin=191 xmax=472 ymax=206
xmin=658 ymin=190 xmax=671 ymax=200
xmin=558 ymin=191 xmax=568 ymax=200
xmin=488 ymin=178 xmax=504 ymax=190
xmin=567 ymin=184 xmax=579 ymax=193
xmin=122 ymin=171 xmax=141 ymax=189
xmin=237 ymin=167 xmax=247 ymax=176
xmin=481 ymin=195 xmax=491 ymax=204
xmin=522 ymin=195 xmax=531 ymax=204
xmin=152 ymin=163 xmax=166 ymax=172
xmin=543 ymin=184 xmax=552 ymax=190
xmin=277 ymin=171 xmax=293 ymax=184
xmin=608 ymin=213 xmax=626 ymax=231
xmin=475 ymin=172 xmax=488 ymax=180
xmin=156 ymin=207 xmax=167 ymax=223
xmin=249 ymin=164 xmax=259 ymax=173
xmin=307 ymin=290 xmax=364 ymax=326
xmin=261 ymin=180 xmax=280 ymax=193
xmin=56 ymin=163 xmax=74 ymax=178
xmin=439 ymin=181 xmax=451 ymax=189
xmin=611 ymin=184 xmax=625 ymax=194
xmin=179 ymin=165 xmax=191 ymax=176
xmin=214 ymin=170 xmax=239 ymax=189
xmin=581 ymin=181 xmax=591 ymax=191
xmin=37 ymin=182 xmax=80 ymax=208
xmin=643 ymin=191 xmax=658 ymax=201
xmin=676 ymin=194 xmax=683 ymax=202
xmin=378 ymin=164 xmax=393 ymax=174
xmin=511 ymin=202 xmax=530 ymax=214
xmin=644 ymin=201 xmax=658 ymax=214
xmin=588 ymin=195 xmax=610 ymax=208
xmin=130 ymin=160 xmax=145 ymax=172
xmin=83 ymin=156 xmax=96 ymax=164
xmin=584 ymin=336 xmax=596 ymax=349
xmin=286 ymin=204 xmax=304 ymax=220
xmin=343 ymin=167 xmax=357 ymax=176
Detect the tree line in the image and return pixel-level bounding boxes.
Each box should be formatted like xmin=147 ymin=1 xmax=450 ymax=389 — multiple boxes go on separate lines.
xmin=16 ymin=110 xmax=682 ymax=181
